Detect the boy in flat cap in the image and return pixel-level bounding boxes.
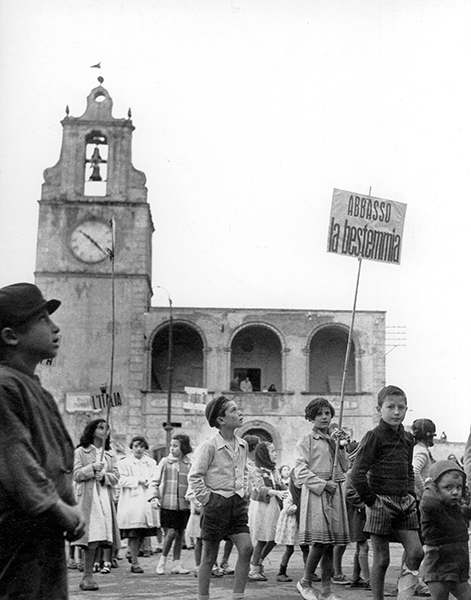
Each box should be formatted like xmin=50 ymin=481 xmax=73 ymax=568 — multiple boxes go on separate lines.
xmin=188 ymin=396 xmax=253 ymax=600
xmin=419 ymin=460 xmax=471 ymax=600
xmin=0 ymin=283 xmax=85 ymax=599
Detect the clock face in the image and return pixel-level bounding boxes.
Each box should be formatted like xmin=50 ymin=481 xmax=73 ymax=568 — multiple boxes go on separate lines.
xmin=70 ymin=220 xmax=113 ymax=263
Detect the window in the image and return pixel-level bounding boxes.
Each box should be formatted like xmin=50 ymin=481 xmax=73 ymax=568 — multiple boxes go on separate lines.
xmin=84 ymin=131 xmax=108 ymax=196
xmin=151 ymin=323 xmax=204 ymax=391
xmin=309 ymin=326 xmax=356 ymax=393
xmin=230 ymin=325 xmax=282 ymax=392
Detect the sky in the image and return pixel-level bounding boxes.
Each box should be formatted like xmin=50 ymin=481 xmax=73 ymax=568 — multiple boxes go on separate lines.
xmin=1 ymin=0 xmax=470 ymax=442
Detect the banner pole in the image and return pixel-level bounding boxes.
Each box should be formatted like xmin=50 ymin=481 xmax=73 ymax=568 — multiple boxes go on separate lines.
xmin=331 ymin=255 xmax=363 ymax=477
xmin=100 ymin=216 xmax=116 ymax=462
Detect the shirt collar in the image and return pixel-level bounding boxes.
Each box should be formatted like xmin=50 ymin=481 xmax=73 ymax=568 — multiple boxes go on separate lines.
xmin=215 ymin=431 xmax=245 ymax=450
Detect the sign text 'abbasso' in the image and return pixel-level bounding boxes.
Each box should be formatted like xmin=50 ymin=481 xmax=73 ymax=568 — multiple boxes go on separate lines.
xmin=327 ymin=189 xmax=407 ymax=265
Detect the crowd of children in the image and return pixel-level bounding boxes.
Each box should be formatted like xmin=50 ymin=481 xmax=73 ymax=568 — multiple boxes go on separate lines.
xmin=2 ymin=283 xmax=471 ymax=600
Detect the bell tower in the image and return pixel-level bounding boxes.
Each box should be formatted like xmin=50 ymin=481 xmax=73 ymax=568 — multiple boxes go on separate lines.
xmin=35 ymin=80 xmax=153 ymax=441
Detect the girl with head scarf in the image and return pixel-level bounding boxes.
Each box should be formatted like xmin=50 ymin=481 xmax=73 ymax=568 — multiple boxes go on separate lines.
xmin=248 ymin=441 xmax=288 ymax=581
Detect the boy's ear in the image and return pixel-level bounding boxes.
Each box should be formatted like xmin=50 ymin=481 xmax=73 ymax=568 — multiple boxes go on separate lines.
xmin=0 ymin=327 xmax=20 ymax=347
xmin=376 ymin=405 xmax=381 ymax=414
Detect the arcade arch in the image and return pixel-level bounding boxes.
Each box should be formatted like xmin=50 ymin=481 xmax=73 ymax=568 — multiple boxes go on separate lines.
xmin=230 ymin=325 xmax=282 ymax=392
xmin=308 ymin=325 xmax=356 ymax=394
xmin=151 ymin=322 xmax=205 ymax=391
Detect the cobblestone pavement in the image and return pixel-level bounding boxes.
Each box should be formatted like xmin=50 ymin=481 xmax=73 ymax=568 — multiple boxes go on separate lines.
xmin=68 ymin=544 xmax=406 ymax=600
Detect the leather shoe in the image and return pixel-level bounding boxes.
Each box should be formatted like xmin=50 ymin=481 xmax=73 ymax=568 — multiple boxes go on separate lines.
xmin=79 ymin=576 xmax=99 ymax=591
xmin=131 ymin=565 xmax=144 ymax=573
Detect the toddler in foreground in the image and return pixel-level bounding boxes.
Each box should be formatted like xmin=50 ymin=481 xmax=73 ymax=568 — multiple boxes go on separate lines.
xmin=419 ymin=460 xmax=471 ymax=600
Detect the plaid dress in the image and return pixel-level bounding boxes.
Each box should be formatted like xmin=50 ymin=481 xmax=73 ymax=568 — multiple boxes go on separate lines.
xmin=152 ymin=455 xmax=191 ymax=510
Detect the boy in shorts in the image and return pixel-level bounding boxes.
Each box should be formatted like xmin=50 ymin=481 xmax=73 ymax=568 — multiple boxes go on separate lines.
xmin=420 ymin=460 xmax=471 ymax=600
xmin=188 ymin=396 xmax=253 ymax=600
xmin=0 ymin=283 xmax=86 ymax=599
xmin=351 ymin=385 xmax=424 ymax=600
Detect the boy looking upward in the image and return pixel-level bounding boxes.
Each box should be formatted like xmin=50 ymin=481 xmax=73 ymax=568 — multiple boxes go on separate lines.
xmin=188 ymin=396 xmax=253 ymax=600
xmin=351 ymin=385 xmax=424 ymax=600
xmin=420 ymin=460 xmax=471 ymax=600
xmin=0 ymin=283 xmax=86 ymax=599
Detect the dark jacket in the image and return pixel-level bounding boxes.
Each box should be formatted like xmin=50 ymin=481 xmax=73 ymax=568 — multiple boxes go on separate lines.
xmin=350 ymin=419 xmax=415 ymax=506
xmin=420 ymin=481 xmax=470 ymax=546
xmin=0 ymin=364 xmax=76 ymax=532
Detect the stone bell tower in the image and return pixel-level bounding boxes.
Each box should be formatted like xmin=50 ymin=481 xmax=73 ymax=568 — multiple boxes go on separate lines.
xmin=35 ymin=80 xmax=153 ymax=442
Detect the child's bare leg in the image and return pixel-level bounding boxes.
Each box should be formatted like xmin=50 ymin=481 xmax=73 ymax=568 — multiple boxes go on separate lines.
xmin=259 ymin=540 xmax=276 ymax=562
xmin=352 ymin=546 xmax=361 ymax=581
xmin=280 ymin=544 xmax=294 ymax=568
xmin=172 ymin=529 xmax=184 ymax=561
xmin=396 ymin=530 xmax=424 ymax=571
xmin=396 ymin=530 xmax=425 ymax=598
xmin=194 ymin=537 xmax=202 ymax=567
xmin=333 ymin=543 xmax=346 ymax=578
xmin=230 ymin=532 xmax=253 ymax=594
xmin=161 ymin=527 xmax=175 ymax=557
xmin=198 ymin=539 xmax=219 ymax=597
xmin=128 ymin=538 xmax=140 ymax=566
xmin=221 ymin=539 xmax=234 ymax=565
xmin=358 ymin=540 xmax=370 ymax=581
xmin=251 ymin=540 xmax=264 ymax=566
xmin=302 ymin=543 xmax=325 ymax=587
xmin=319 ymin=544 xmax=334 ymax=595
xmin=427 ymin=581 xmax=452 ymax=600
xmin=451 ymin=581 xmax=471 ymax=600
xmin=370 ymin=534 xmax=390 ymax=600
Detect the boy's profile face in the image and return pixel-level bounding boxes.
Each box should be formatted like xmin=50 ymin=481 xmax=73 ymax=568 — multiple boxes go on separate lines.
xmin=436 ymin=471 xmax=463 ymax=506
xmin=377 ymin=394 xmax=407 ymax=428
xmin=218 ymin=400 xmax=243 ymax=430
xmin=14 ymin=309 xmax=60 ymax=362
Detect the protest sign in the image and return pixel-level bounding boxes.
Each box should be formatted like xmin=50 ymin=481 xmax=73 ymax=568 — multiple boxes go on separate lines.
xmin=327 ymin=188 xmax=407 ymax=264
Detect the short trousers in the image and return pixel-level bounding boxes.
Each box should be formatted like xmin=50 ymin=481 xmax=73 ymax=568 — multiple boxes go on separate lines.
xmin=200 ymin=493 xmax=250 ymax=541
xmin=422 ymin=542 xmax=470 ymax=583
xmin=347 ymin=504 xmax=369 ymax=542
xmin=365 ymin=493 xmax=419 ymax=536
xmin=160 ymin=508 xmax=190 ymax=531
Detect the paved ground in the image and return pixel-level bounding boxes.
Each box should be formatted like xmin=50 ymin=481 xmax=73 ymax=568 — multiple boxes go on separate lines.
xmin=68 ymin=543 xmax=405 ymax=599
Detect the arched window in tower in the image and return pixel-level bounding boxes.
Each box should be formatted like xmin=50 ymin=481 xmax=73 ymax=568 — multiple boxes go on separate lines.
xmin=230 ymin=325 xmax=282 ymax=392
xmin=151 ymin=323 xmax=204 ymax=391
xmin=84 ymin=131 xmax=108 ymax=197
xmin=308 ymin=325 xmax=356 ymax=394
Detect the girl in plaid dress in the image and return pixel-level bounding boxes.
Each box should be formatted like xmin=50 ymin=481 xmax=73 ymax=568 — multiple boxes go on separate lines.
xmin=151 ymin=434 xmax=192 ymax=575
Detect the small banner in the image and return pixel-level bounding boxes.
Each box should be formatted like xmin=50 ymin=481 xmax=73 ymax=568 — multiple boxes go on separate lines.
xmin=91 ymin=386 xmax=123 ymax=410
xmin=327 ymin=188 xmax=407 ymax=264
xmin=183 ymin=386 xmax=208 ymax=413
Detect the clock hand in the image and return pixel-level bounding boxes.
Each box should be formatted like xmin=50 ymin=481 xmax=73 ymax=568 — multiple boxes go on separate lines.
xmin=78 ymin=230 xmax=109 ymax=256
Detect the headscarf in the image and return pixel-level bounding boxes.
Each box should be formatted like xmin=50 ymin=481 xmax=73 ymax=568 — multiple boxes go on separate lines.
xmin=254 ymin=441 xmax=276 ymax=471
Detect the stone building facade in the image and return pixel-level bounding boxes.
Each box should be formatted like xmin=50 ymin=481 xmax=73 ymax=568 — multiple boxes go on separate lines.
xmin=35 ymin=84 xmax=386 ymax=465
